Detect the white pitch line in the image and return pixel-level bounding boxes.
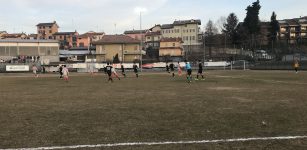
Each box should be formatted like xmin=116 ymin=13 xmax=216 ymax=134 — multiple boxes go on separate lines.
xmin=2 ymin=135 xmax=307 ymax=150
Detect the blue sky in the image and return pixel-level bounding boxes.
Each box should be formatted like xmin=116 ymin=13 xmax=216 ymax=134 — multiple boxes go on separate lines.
xmin=0 ymin=0 xmax=305 ymax=34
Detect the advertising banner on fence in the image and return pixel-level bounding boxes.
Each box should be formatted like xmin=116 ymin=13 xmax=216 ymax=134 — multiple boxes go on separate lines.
xmin=6 ymin=65 xmax=30 ymax=72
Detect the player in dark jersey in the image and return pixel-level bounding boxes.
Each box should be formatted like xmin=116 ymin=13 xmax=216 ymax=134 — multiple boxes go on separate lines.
xmin=121 ymin=63 xmax=126 ymax=78
xmin=133 ymin=62 xmax=139 ymax=78
xmin=105 ymin=62 xmax=113 ymax=82
xmin=169 ymin=62 xmax=175 ymax=77
xmin=196 ymin=60 xmax=205 ymax=80
xmin=166 ymin=63 xmax=170 ymax=73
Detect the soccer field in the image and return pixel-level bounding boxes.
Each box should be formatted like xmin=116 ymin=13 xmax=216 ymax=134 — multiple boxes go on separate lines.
xmin=1 ymin=71 xmax=307 ymax=150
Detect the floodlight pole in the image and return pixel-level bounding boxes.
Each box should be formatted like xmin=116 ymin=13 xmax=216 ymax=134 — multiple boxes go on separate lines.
xmin=140 ymin=11 xmax=143 ymax=72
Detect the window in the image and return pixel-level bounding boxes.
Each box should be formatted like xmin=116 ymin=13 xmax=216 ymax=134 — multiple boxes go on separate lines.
xmin=49 ymin=26 xmax=52 ymax=29
xmin=192 ymin=36 xmax=195 ymax=40
xmin=49 ymin=30 xmax=52 ymax=33
xmin=79 ymin=43 xmax=84 ymax=47
xmin=147 ymin=37 xmax=150 ymax=40
xmin=49 ymin=36 xmax=53 ymax=39
xmin=173 ymin=43 xmax=175 ymax=47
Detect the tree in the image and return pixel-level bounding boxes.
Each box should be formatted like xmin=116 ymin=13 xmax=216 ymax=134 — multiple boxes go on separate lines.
xmin=270 ymin=11 xmax=280 ymax=42
xmin=243 ymin=0 xmax=261 ymax=34
xmin=243 ymin=0 xmax=261 ymax=51
xmin=216 ymin=16 xmax=227 ymax=34
xmin=113 ymin=53 xmax=120 ymax=63
xmin=223 ymin=13 xmax=239 ymax=45
xmin=205 ymin=20 xmax=219 ymax=58
xmin=269 ymin=11 xmax=280 ymax=57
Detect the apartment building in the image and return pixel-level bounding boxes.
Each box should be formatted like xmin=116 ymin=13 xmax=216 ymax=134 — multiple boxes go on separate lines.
xmin=161 ymin=19 xmax=202 ymax=51
xmin=159 ymin=37 xmax=184 ymax=61
xmin=278 ymin=16 xmax=307 ymax=44
xmin=77 ymin=31 xmax=105 ymax=47
xmin=37 ymin=21 xmax=59 ymax=40
xmin=53 ymin=31 xmax=79 ymax=49
xmin=93 ymin=35 xmax=145 ymax=63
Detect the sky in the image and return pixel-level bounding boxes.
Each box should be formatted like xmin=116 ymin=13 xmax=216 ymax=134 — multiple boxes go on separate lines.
xmin=0 ymin=0 xmax=306 ymax=34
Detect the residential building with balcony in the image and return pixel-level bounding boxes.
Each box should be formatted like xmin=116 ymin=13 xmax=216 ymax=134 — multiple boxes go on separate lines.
xmin=278 ymin=16 xmax=307 ymax=44
xmin=37 ymin=21 xmax=59 ymax=40
xmin=159 ymin=37 xmax=184 ymax=61
xmin=160 ymin=19 xmax=202 ymax=52
xmin=53 ymin=31 xmax=79 ymax=49
xmin=93 ymin=35 xmax=145 ymax=63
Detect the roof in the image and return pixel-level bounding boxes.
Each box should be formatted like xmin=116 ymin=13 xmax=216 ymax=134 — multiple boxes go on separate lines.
xmin=28 ymin=34 xmax=38 ymax=37
xmin=1 ymin=33 xmax=27 ymax=38
xmin=0 ymin=39 xmax=59 ymax=43
xmin=173 ymin=19 xmax=201 ymax=25
xmin=53 ymin=32 xmax=77 ymax=35
xmin=93 ymin=35 xmax=140 ymax=44
xmin=37 ymin=21 xmax=58 ymax=27
xmin=160 ymin=37 xmax=183 ymax=42
xmin=124 ymin=30 xmax=147 ymax=34
xmin=78 ymin=32 xmax=105 ymax=38
xmin=286 ymin=19 xmax=300 ymax=26
xmin=145 ymin=31 xmax=161 ymax=36
xmin=161 ymin=24 xmax=174 ymax=29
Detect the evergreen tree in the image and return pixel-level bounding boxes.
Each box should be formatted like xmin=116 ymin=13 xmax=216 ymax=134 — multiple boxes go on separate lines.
xmin=242 ymin=0 xmax=261 ymax=50
xmin=270 ymin=11 xmax=280 ymax=42
xmin=223 ymin=13 xmax=239 ymax=45
xmin=243 ymin=0 xmax=261 ymax=34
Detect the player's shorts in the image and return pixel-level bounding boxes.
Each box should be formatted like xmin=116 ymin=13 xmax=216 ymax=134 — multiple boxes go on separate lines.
xmin=134 ymin=70 xmax=138 ymax=73
xmin=187 ymin=69 xmax=192 ymax=75
xmin=107 ymin=72 xmax=112 ymax=76
xmin=33 ymin=71 xmax=37 ymax=74
xmin=198 ymin=69 xmax=203 ymax=74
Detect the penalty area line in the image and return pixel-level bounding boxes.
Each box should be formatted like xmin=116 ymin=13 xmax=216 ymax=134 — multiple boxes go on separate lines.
xmin=2 ymin=135 xmax=307 ymax=150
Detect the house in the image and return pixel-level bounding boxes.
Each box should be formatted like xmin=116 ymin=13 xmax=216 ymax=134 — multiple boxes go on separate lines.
xmin=53 ymin=31 xmax=79 ymax=49
xmin=37 ymin=21 xmax=59 ymax=40
xmin=77 ymin=31 xmax=105 ymax=47
xmin=124 ymin=29 xmax=148 ymax=41
xmin=0 ymin=31 xmax=7 ymax=39
xmin=27 ymin=34 xmax=38 ymax=40
xmin=93 ymin=35 xmax=145 ymax=63
xmin=159 ymin=37 xmax=184 ymax=62
xmin=1 ymin=33 xmax=27 ymax=39
xmin=0 ymin=39 xmax=59 ymax=64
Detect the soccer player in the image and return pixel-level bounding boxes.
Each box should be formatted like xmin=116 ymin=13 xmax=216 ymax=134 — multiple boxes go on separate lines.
xmin=196 ymin=60 xmax=205 ymax=80
xmin=294 ymin=59 xmax=299 ymax=74
xmin=32 ymin=65 xmax=38 ymax=78
xmin=169 ymin=62 xmax=175 ymax=77
xmin=121 ymin=63 xmax=126 ymax=78
xmin=112 ymin=64 xmax=120 ymax=80
xmin=105 ymin=63 xmax=113 ymax=82
xmin=62 ymin=65 xmax=69 ymax=82
xmin=58 ymin=65 xmax=63 ymax=79
xmin=177 ymin=62 xmax=182 ymax=76
xmin=185 ymin=61 xmax=192 ymax=83
xmin=166 ymin=63 xmax=170 ymax=73
xmin=133 ymin=62 xmax=139 ymax=78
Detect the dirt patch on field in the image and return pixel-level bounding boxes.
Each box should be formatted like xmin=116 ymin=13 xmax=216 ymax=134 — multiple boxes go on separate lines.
xmin=208 ymin=87 xmax=246 ymax=91
xmin=231 ymin=96 xmax=253 ymax=103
